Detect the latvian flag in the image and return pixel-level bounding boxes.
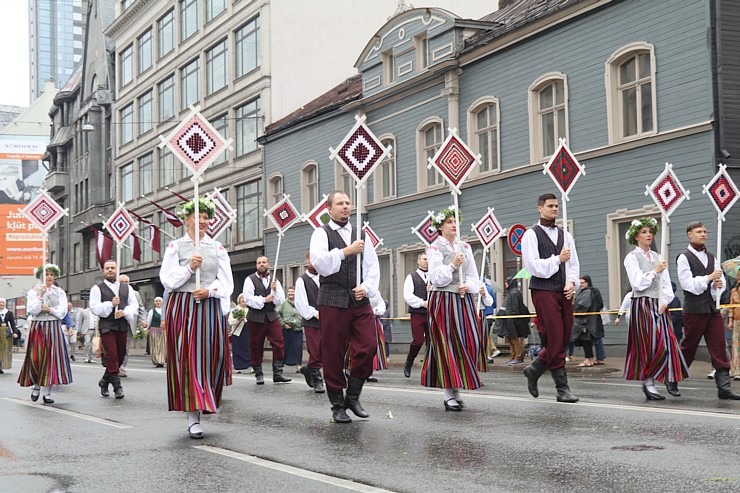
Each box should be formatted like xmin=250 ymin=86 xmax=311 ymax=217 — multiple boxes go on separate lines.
xmin=95 ymin=229 xmax=113 ymax=270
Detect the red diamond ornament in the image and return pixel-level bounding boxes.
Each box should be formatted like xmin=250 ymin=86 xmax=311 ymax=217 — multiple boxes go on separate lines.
xmin=21 ymin=190 xmax=68 ymax=232
xmin=205 ymin=188 xmax=236 ymax=240
xmin=304 ymin=195 xmax=331 ymax=230
xmin=362 ymin=222 xmax=383 ymax=250
xmin=471 ymin=208 xmax=504 ymax=250
xmin=703 ymin=164 xmax=739 ymax=219
xmin=265 ymin=195 xmax=301 ymax=234
xmin=411 ymin=211 xmax=440 ymax=247
xmin=104 ymin=204 xmax=138 ymax=245
xmin=645 ymin=163 xmax=690 ymax=220
xmin=543 ymin=139 xmax=585 ymax=196
xmin=429 ymin=128 xmax=481 ymax=194
xmin=330 ymin=115 xmax=391 ymax=187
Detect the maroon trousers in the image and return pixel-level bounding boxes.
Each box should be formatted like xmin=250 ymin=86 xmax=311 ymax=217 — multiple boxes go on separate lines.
xmin=681 ymin=313 xmax=730 ymax=370
xmin=304 ymin=326 xmax=322 ymax=369
xmin=248 ymin=318 xmax=284 ymax=366
xmin=100 ymin=330 xmax=128 ymax=376
xmin=319 ymin=303 xmax=375 ymax=392
xmin=531 ymin=289 xmax=573 ymax=370
xmin=408 ymin=312 xmax=429 ymax=359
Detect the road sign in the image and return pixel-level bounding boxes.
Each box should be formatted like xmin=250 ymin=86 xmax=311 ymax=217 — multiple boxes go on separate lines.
xmin=508 ymin=223 xmax=527 ymax=257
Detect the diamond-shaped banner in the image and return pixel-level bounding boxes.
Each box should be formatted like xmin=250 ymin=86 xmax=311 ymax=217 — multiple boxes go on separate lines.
xmin=703 ymin=164 xmax=739 ymax=220
xmin=543 ymin=138 xmax=585 ymax=197
xmin=205 ymin=188 xmax=236 ymax=239
xmin=362 ymin=222 xmax=383 ymax=250
xmin=265 ymin=195 xmax=301 ymax=235
xmin=104 ymin=204 xmax=138 ymax=245
xmin=330 ymin=115 xmax=391 ymax=187
xmin=428 ymin=128 xmax=481 ymax=194
xmin=158 ymin=106 xmax=233 ymax=179
xmin=644 ymin=162 xmax=690 ymax=221
xmin=410 ymin=211 xmax=440 ymax=247
xmin=303 ymin=195 xmax=331 ymax=230
xmin=471 ymin=208 xmax=505 ymax=250
xmin=21 ymin=190 xmax=68 ymax=232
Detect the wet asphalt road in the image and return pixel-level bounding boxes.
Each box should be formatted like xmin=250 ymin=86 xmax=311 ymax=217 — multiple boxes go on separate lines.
xmin=1 ymin=354 xmax=739 ymax=493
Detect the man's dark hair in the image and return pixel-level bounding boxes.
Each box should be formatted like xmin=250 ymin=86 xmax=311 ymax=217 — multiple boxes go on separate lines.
xmin=686 ymin=221 xmax=704 ymax=233
xmin=327 ymin=190 xmax=348 ymax=207
xmin=537 ymin=193 xmax=557 ymax=206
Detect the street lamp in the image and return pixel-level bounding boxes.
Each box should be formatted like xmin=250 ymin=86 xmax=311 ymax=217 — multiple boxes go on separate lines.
xmin=82 ymin=123 xmax=95 ymax=132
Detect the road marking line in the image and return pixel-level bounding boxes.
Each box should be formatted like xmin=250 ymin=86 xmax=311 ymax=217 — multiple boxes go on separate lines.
xmin=2 ymin=397 xmax=132 ymax=429
xmin=196 ymin=445 xmax=397 ymax=493
xmin=578 ymin=380 xmax=701 ymax=390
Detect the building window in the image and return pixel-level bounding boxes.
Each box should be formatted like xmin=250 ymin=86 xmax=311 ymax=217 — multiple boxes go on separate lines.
xmin=335 ymin=161 xmax=353 ymax=196
xmin=206 ymin=38 xmax=228 ymax=95
xmin=120 ymin=103 xmax=134 ymax=144
xmin=86 ymin=235 xmax=96 ymax=270
xmin=468 ymin=98 xmax=500 ymax=174
xmin=138 ymin=90 xmax=153 ymax=135
xmin=414 ymin=35 xmax=428 ymax=71
xmin=159 ymin=147 xmax=175 ymax=187
xmin=210 ymin=114 xmax=229 ymax=165
xmin=180 ymin=0 xmax=199 ymax=41
xmin=606 ymin=43 xmax=657 ymax=144
xmin=120 ymin=44 xmax=133 ymax=87
xmin=528 ymin=73 xmax=568 ymax=162
xmin=158 ymin=10 xmax=175 ymax=59
xmin=235 ymin=17 xmax=260 ymax=78
xmin=73 ymin=242 xmax=81 ymax=273
xmin=268 ymin=174 xmax=283 ymax=208
xmin=180 ymin=58 xmax=200 ymax=110
xmin=236 ymin=180 xmax=261 ymax=243
xmin=137 ymin=28 xmax=152 ymax=73
xmin=301 ymin=162 xmax=318 ymax=212
xmin=377 ymin=252 xmax=392 ymax=312
xmin=382 ymin=50 xmax=396 ymax=85
xmin=120 ymin=162 xmax=134 ymax=202
xmin=416 ymin=117 xmax=443 ymax=191
xmin=236 ymin=98 xmax=260 ymax=155
xmin=139 ymin=153 xmax=153 ymax=195
xmin=206 ymin=0 xmax=226 ymax=22
xmin=158 ymin=74 xmax=175 ymax=122
xmin=374 ymin=136 xmax=395 ymax=201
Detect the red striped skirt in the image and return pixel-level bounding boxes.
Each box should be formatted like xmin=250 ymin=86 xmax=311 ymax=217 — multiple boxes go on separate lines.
xmin=17 ymin=320 xmax=72 ymax=387
xmin=165 ymin=293 xmax=232 ymax=413
xmin=421 ymin=291 xmax=485 ymax=390
xmin=624 ymin=297 xmax=689 ymax=383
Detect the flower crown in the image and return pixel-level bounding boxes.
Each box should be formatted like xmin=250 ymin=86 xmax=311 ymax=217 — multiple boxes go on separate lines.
xmin=177 ymin=197 xmax=216 ymax=220
xmin=431 ymin=205 xmax=463 ymax=229
xmin=624 ymin=217 xmax=659 ymax=245
xmin=35 ymin=263 xmax=61 ymax=279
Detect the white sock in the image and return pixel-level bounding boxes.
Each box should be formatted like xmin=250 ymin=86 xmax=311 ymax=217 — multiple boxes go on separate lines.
xmin=187 ymin=411 xmax=202 ymax=434
xmin=644 ymin=378 xmax=658 ymax=393
xmin=43 ymin=385 xmax=52 ymax=396
xmin=452 ymin=388 xmax=462 ymax=398
xmin=443 ymin=388 xmax=455 ymax=401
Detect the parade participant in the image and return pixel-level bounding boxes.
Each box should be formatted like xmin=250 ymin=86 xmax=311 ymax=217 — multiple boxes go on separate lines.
xmin=478 ymin=283 xmax=497 ymax=366
xmin=0 ymin=298 xmax=18 ymax=374
xmin=367 ymin=294 xmax=388 ymax=382
xmin=623 ymin=217 xmax=688 ymax=400
xmin=243 ymin=256 xmax=290 ymax=384
xmin=422 ymin=205 xmax=484 ymax=411
xmin=227 ymin=294 xmax=251 ymax=374
xmin=160 ymin=198 xmax=234 ymax=439
xmin=89 ymin=260 xmax=139 ymax=399
xmin=76 ymin=306 xmax=94 ymax=364
xmin=730 ymin=283 xmax=740 ymax=381
xmin=17 ymin=264 xmax=71 ymax=403
xmin=521 ymin=193 xmax=579 ymax=403
xmin=63 ymin=303 xmax=77 ymax=362
xmin=147 ymin=297 xmax=165 ymax=368
xmin=402 ymin=252 xmax=429 ymax=378
xmin=295 ymin=250 xmax=324 ymax=393
xmin=277 ymin=287 xmax=303 ymax=372
xmin=310 ymin=191 xmax=379 ymax=423
xmin=676 ymin=221 xmax=739 ymax=399
xmin=118 ymin=275 xmax=146 ymax=377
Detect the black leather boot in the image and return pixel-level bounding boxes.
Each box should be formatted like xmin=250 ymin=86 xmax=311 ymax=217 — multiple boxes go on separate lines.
xmin=715 ymin=368 xmax=740 ymax=400
xmin=665 ymin=381 xmax=681 ymax=397
xmin=344 ymin=375 xmax=369 ymax=418
xmin=99 ymin=374 xmax=110 ymax=397
xmin=253 ymin=365 xmax=264 ymax=385
xmin=272 ymin=361 xmax=292 ymax=383
xmin=523 ymin=358 xmax=547 ymax=398
xmin=403 ymin=353 xmax=414 ymax=378
xmin=551 ymin=367 xmax=579 ymax=403
xmin=111 ymin=375 xmax=125 ymax=399
xmin=327 ymin=391 xmax=351 ymax=423
xmin=299 ymin=365 xmax=314 ymax=388
xmin=311 ymin=368 xmax=325 ymax=393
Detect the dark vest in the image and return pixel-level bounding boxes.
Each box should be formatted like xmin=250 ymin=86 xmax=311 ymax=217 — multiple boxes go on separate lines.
xmin=528 ymin=225 xmax=565 ymax=292
xmin=318 ymin=224 xmax=368 ymax=309
xmin=408 ymin=271 xmax=428 ymax=314
xmin=246 ymin=273 xmax=279 ymax=323
xmin=299 ymin=273 xmax=320 ymax=328
xmin=682 ymin=250 xmax=717 ymax=314
xmin=97 ymin=281 xmax=130 ymax=333
xmin=150 ymin=309 xmax=161 ymax=328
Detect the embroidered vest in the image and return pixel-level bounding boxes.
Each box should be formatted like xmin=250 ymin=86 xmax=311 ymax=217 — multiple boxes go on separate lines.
xmin=682 ymin=250 xmax=717 ymax=314
xmin=408 ymin=271 xmax=428 ymax=314
xmin=528 ymin=225 xmax=565 ymax=292
xmin=246 ymin=273 xmax=279 ymax=323
xmin=318 ymin=224 xmax=368 ymax=308
xmin=97 ymin=282 xmax=130 ymax=333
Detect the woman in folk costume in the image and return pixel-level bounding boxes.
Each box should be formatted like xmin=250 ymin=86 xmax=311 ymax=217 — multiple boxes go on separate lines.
xmin=147 ymin=296 xmax=166 ymax=368
xmin=17 ymin=264 xmax=71 ymax=403
xmin=422 ymin=206 xmax=485 ymax=411
xmin=227 ymin=293 xmax=251 ymax=373
xmin=160 ymin=198 xmax=234 ymax=439
xmin=0 ymin=298 xmax=18 ymax=373
xmin=623 ymin=218 xmax=689 ymax=400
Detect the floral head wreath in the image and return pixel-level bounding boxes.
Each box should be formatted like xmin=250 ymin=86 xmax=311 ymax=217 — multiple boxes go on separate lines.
xmin=35 ymin=263 xmax=61 ymax=279
xmin=431 ymin=205 xmax=463 ymax=229
xmin=177 ymin=197 xmax=216 ymax=220
xmin=625 ymin=217 xmax=659 ymax=246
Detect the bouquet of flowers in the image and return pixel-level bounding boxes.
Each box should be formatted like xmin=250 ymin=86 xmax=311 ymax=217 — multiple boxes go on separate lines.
xmin=231 ymin=306 xmax=246 ymax=320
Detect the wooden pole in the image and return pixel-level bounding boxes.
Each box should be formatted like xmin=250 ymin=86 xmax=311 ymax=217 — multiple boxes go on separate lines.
xmin=659 ymin=215 xmax=668 ymax=308
xmin=356 ymin=184 xmax=362 ymax=286
xmin=716 ymin=214 xmax=723 ymax=310
xmin=561 ymin=192 xmax=570 ymax=282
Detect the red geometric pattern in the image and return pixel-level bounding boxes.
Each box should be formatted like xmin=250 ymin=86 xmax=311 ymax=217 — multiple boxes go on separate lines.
xmin=21 ymin=190 xmax=67 ymax=232
xmin=330 ymin=115 xmax=391 ymax=186
xmin=544 ymin=139 xmax=584 ymax=196
xmin=159 ymin=108 xmax=230 ymax=179
xmin=645 ymin=163 xmax=689 ymax=220
xmin=265 ymin=195 xmax=301 ymax=234
xmin=205 ymin=188 xmax=236 ymax=239
xmin=362 ymin=222 xmax=383 ymax=250
xmin=104 ymin=205 xmax=138 ymax=245
xmin=411 ymin=211 xmax=440 ymax=247
xmin=471 ymin=208 xmax=504 ymax=250
xmin=304 ymin=195 xmax=331 ymax=230
xmin=703 ymin=164 xmax=739 ymax=219
xmin=429 ymin=129 xmax=480 ymax=193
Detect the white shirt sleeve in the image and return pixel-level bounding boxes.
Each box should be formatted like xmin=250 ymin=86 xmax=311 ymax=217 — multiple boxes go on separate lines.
xmin=403 ymin=274 xmax=425 ymax=309
xmin=309 ymin=228 xmax=345 ymax=277
xmin=677 ymin=253 xmax=725 ymax=300
xmin=521 ymin=229 xmax=579 ymax=285
xmin=618 ymin=292 xmax=632 ymax=317
xmin=147 ymin=309 xmax=153 ymax=327
xmin=243 ymin=276 xmax=264 ymax=310
xmin=27 ymin=288 xmax=42 ymax=316
xmin=160 ymin=240 xmax=193 ymax=291
xmin=205 ymin=243 xmax=234 ymax=301
xmin=294 ymin=277 xmax=319 ymax=320
xmin=482 ymin=288 xmax=494 ymax=307
xmin=361 ymin=238 xmax=380 ymax=298
xmin=50 ymin=289 xmax=68 ymax=320
xmin=89 ymin=285 xmax=113 ymax=319
xmin=273 ymin=280 xmax=286 ymax=307
xmin=122 ymin=287 xmax=139 ymax=322
xmin=660 ymin=266 xmax=674 ymax=305
xmin=462 ymin=243 xmax=480 ymax=293
xmin=370 ymin=294 xmax=386 ymax=316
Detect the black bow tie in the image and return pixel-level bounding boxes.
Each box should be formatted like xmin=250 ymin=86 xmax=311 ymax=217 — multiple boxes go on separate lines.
xmin=540 ymin=218 xmax=556 ymax=228
xmin=690 ymin=243 xmax=706 ymax=252
xmin=333 ymin=220 xmax=348 ymax=228
xmin=258 ymin=272 xmax=270 ymax=279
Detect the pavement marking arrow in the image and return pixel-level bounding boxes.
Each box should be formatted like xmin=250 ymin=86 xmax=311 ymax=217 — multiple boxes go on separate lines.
xmin=2 ymin=397 xmax=133 ymax=428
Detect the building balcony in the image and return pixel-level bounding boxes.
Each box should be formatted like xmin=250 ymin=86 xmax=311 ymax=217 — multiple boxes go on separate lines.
xmin=44 ymin=170 xmax=68 ymax=194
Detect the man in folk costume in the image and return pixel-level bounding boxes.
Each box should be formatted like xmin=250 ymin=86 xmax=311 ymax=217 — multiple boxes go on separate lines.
xmin=295 ymin=250 xmax=325 ymax=393
xmin=402 ymin=252 xmax=429 ymax=378
xmin=310 ymin=191 xmax=380 ymax=423
xmin=89 ymin=260 xmax=139 ymax=399
xmin=676 ymin=221 xmax=740 ymax=400
xmin=243 ymin=256 xmax=291 ymax=385
xmin=521 ymin=193 xmax=580 ymax=403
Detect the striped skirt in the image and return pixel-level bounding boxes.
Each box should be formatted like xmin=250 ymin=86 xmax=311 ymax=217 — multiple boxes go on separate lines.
xmin=344 ymin=317 xmax=388 ymax=372
xmin=624 ymin=297 xmax=689 ymax=383
xmin=165 ymin=293 xmax=232 ymax=413
xmin=421 ymin=291 xmax=485 ymax=390
xmin=17 ymin=320 xmax=72 ymax=387
xmin=0 ymin=332 xmax=12 ymax=369
xmin=149 ymin=326 xmax=166 ymax=366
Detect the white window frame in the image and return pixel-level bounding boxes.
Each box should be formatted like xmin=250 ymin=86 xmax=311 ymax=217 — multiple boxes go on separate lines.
xmin=373 ymin=134 xmax=396 ymax=202
xmin=206 ymin=38 xmax=228 ymax=95
xmin=119 ymin=44 xmax=133 ymax=87
xmin=334 ymin=160 xmax=367 ymax=211
xmin=268 ymin=173 xmax=283 ymax=209
xmin=416 ymin=116 xmax=445 ymax=192
xmin=467 ymin=97 xmax=501 ymax=176
xmin=382 ymin=50 xmax=396 ymax=85
xmin=528 ymin=72 xmax=569 ymax=163
xmin=301 ymin=161 xmax=319 ymax=212
xmin=414 ymin=34 xmax=428 ymax=72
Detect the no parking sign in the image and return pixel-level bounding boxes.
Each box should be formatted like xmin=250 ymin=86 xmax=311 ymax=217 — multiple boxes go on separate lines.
xmin=507 ymin=224 xmax=527 ymax=256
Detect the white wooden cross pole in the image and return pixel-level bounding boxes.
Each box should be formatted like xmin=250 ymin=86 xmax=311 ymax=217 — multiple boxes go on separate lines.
xmin=471 ymin=208 xmax=505 ymax=311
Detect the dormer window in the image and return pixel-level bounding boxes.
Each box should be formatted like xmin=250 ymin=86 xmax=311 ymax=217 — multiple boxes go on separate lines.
xmin=415 ymin=34 xmax=429 ymax=71
xmin=382 ymin=50 xmax=396 ymax=85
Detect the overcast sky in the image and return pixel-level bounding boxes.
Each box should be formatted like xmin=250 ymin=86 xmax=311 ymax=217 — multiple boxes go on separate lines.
xmin=0 ymin=1 xmax=30 ymax=107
